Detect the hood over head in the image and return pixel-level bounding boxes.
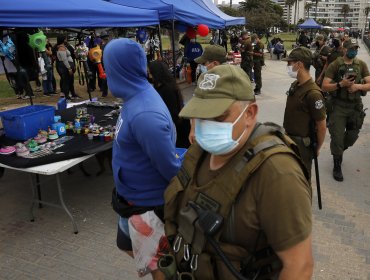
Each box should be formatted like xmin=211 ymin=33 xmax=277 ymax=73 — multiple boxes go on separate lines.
xmin=103 ymin=38 xmax=150 ymax=100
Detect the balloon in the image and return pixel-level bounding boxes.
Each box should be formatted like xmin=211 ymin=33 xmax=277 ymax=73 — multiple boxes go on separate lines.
xmin=197 ymin=24 xmax=209 ymax=37
xmin=186 ymin=27 xmax=197 ymax=39
xmin=176 ymin=23 xmax=188 ymax=33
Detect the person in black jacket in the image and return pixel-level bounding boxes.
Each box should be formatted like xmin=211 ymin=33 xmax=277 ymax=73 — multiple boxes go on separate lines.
xmin=298 ymin=31 xmax=310 ymax=48
xmin=148 ymin=61 xmax=190 ymax=148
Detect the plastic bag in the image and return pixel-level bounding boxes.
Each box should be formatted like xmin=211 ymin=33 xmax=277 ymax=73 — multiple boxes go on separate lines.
xmin=128 ymin=210 xmax=170 ymax=277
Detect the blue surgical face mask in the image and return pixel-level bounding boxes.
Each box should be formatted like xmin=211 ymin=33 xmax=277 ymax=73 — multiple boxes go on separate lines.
xmin=199 ymin=64 xmax=208 ymax=74
xmin=346 ymin=49 xmax=358 ymax=59
xmin=195 ymin=105 xmax=248 ymax=155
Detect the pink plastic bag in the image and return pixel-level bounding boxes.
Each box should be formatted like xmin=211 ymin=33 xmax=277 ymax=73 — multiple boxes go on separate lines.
xmin=128 ymin=211 xmax=170 ymax=277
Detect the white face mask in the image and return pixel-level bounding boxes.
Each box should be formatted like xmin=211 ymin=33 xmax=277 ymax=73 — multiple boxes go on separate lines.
xmin=287 ymin=64 xmax=298 ymax=79
xmin=195 ymin=105 xmax=248 ymax=155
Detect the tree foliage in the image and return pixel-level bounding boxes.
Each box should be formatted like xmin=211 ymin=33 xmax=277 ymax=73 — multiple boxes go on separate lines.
xmin=341 ymin=4 xmax=350 ymax=26
xmin=218 ymin=6 xmax=242 ymax=17
xmin=238 ymin=0 xmax=282 ymax=33
xmin=316 ymin=18 xmax=331 ymax=26
xmin=305 ymin=2 xmax=313 ymax=19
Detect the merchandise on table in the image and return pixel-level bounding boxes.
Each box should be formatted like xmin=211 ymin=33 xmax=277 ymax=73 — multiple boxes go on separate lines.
xmin=47 ymin=127 xmax=59 ymax=140
xmin=51 ymin=115 xmax=66 ymax=136
xmin=0 ymin=146 xmax=16 ymax=155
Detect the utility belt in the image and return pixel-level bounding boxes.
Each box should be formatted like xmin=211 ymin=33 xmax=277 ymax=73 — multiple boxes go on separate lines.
xmin=332 ymin=98 xmax=362 ymax=110
xmin=111 ymin=188 xmax=164 ymax=221
xmin=287 ymin=135 xmax=311 ymax=148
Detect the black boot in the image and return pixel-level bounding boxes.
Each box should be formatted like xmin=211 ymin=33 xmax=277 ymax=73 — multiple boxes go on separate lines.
xmin=333 ymin=156 xmax=343 ymax=181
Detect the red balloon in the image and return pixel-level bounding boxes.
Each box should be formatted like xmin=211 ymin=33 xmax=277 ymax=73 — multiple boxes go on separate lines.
xmin=186 ymin=27 xmax=197 ymax=39
xmin=197 ymin=24 xmax=209 ymax=37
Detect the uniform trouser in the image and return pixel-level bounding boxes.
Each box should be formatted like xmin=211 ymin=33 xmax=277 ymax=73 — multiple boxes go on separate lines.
xmin=190 ymin=61 xmax=198 ymax=82
xmin=241 ymin=60 xmax=253 ymax=81
xmin=329 ymin=102 xmax=363 ymax=157
xmin=289 ymin=135 xmax=312 ymax=179
xmin=253 ymin=60 xmax=262 ymax=91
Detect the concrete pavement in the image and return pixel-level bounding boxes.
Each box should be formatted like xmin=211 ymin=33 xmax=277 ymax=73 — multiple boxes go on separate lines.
xmin=0 ymin=41 xmax=369 ymax=279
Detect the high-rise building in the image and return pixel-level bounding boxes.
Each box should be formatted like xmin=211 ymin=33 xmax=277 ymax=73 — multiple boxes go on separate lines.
xmin=215 ymin=0 xmax=370 ymax=31
xmin=290 ymin=0 xmax=370 ymax=30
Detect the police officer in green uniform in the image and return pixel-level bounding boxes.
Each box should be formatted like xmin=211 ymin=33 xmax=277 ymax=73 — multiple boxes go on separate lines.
xmin=312 ymin=34 xmax=330 ymax=86
xmin=163 ymin=65 xmax=313 ymax=280
xmin=322 ymin=39 xmax=370 ymax=181
xmin=315 ymin=37 xmax=344 ymax=89
xmin=240 ymin=32 xmax=253 ymax=81
xmin=251 ymin=34 xmax=264 ymax=95
xmin=282 ymin=47 xmax=327 ymax=178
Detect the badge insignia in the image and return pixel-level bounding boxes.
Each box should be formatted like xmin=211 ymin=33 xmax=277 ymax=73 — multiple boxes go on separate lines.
xmin=315 ymin=100 xmax=324 ymax=109
xmin=199 ymin=73 xmax=220 ymax=90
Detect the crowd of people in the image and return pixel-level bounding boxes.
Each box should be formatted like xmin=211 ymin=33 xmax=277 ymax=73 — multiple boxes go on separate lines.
xmin=0 ymin=30 xmax=115 ymax=100
xmin=1 ymin=27 xmax=369 ymax=280
xmin=107 ymin=30 xmax=369 ymax=280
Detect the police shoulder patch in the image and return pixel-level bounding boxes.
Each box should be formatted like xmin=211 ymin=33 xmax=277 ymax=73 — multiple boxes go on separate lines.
xmin=315 ymin=100 xmax=324 ymax=110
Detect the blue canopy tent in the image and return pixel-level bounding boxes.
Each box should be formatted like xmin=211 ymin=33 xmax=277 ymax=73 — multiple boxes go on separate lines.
xmin=0 ymin=0 xmax=159 ymax=27
xmin=106 ymin=0 xmax=245 ymax=75
xmin=192 ymin=0 xmax=245 ymax=26
xmin=106 ymin=0 xmax=226 ymax=29
xmin=298 ymin=19 xmax=322 ymax=29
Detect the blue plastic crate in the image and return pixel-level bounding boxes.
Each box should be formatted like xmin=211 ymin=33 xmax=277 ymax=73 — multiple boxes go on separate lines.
xmin=0 ymin=105 xmax=55 ymax=140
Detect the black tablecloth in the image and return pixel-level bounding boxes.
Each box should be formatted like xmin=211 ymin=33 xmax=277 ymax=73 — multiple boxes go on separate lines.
xmin=0 ymin=105 xmax=118 ymax=168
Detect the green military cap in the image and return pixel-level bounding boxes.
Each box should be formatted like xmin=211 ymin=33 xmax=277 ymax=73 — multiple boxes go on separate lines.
xmin=251 ymin=33 xmax=257 ymax=41
xmin=282 ymin=47 xmax=313 ymax=65
xmin=343 ymin=38 xmax=359 ymax=49
xmin=194 ymin=45 xmax=227 ymax=64
xmin=179 ymin=65 xmax=254 ymax=119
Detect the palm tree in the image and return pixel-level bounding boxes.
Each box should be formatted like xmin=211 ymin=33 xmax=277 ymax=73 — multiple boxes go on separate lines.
xmin=305 ymin=2 xmax=313 ymax=19
xmin=314 ymin=0 xmax=320 ymax=20
xmin=341 ymin=4 xmax=350 ymax=27
xmin=285 ymin=0 xmax=295 ymax=24
xmin=364 ymin=6 xmax=370 ymax=32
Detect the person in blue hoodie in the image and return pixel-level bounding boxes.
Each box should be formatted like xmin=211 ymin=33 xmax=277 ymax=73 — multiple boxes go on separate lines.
xmin=184 ymin=37 xmax=203 ymax=83
xmin=104 ymin=38 xmax=181 ymax=279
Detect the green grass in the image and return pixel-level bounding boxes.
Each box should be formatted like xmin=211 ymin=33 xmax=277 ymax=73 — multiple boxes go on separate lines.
xmin=268 ymin=32 xmax=298 ymax=51
xmin=0 ymin=79 xmax=15 ymax=98
xmin=160 ymin=34 xmax=212 ymax=51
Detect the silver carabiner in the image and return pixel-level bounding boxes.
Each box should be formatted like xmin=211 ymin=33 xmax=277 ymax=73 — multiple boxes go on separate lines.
xmin=173 ymin=235 xmax=182 ymax=253
xmin=190 ymin=254 xmax=198 ymax=271
xmin=184 ymin=243 xmax=190 ymax=261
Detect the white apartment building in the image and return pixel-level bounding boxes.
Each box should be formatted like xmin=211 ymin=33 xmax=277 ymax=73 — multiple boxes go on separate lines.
xmin=290 ymin=0 xmax=370 ymax=30
xmin=215 ymin=0 xmax=370 ymax=31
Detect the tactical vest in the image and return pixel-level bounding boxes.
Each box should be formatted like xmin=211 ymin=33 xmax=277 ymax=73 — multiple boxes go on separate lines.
xmin=284 ymin=79 xmax=323 ymax=138
xmin=332 ymin=57 xmax=364 ymax=102
xmin=253 ymin=42 xmax=264 ymax=62
xmin=164 ymin=123 xmax=309 ymax=280
xmin=241 ymin=39 xmax=253 ymax=62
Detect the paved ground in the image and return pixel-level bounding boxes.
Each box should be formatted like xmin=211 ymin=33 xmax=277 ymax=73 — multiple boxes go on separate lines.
xmin=1 ymin=41 xmax=370 ymax=279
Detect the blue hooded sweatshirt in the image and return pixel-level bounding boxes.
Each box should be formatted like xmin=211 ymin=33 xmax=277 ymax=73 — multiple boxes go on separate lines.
xmin=104 ymin=39 xmax=181 ymax=207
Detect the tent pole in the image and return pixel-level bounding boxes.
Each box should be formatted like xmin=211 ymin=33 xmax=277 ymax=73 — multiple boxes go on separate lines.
xmin=171 ymin=20 xmax=176 ymax=78
xmin=157 ymin=24 xmax=163 ymax=58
